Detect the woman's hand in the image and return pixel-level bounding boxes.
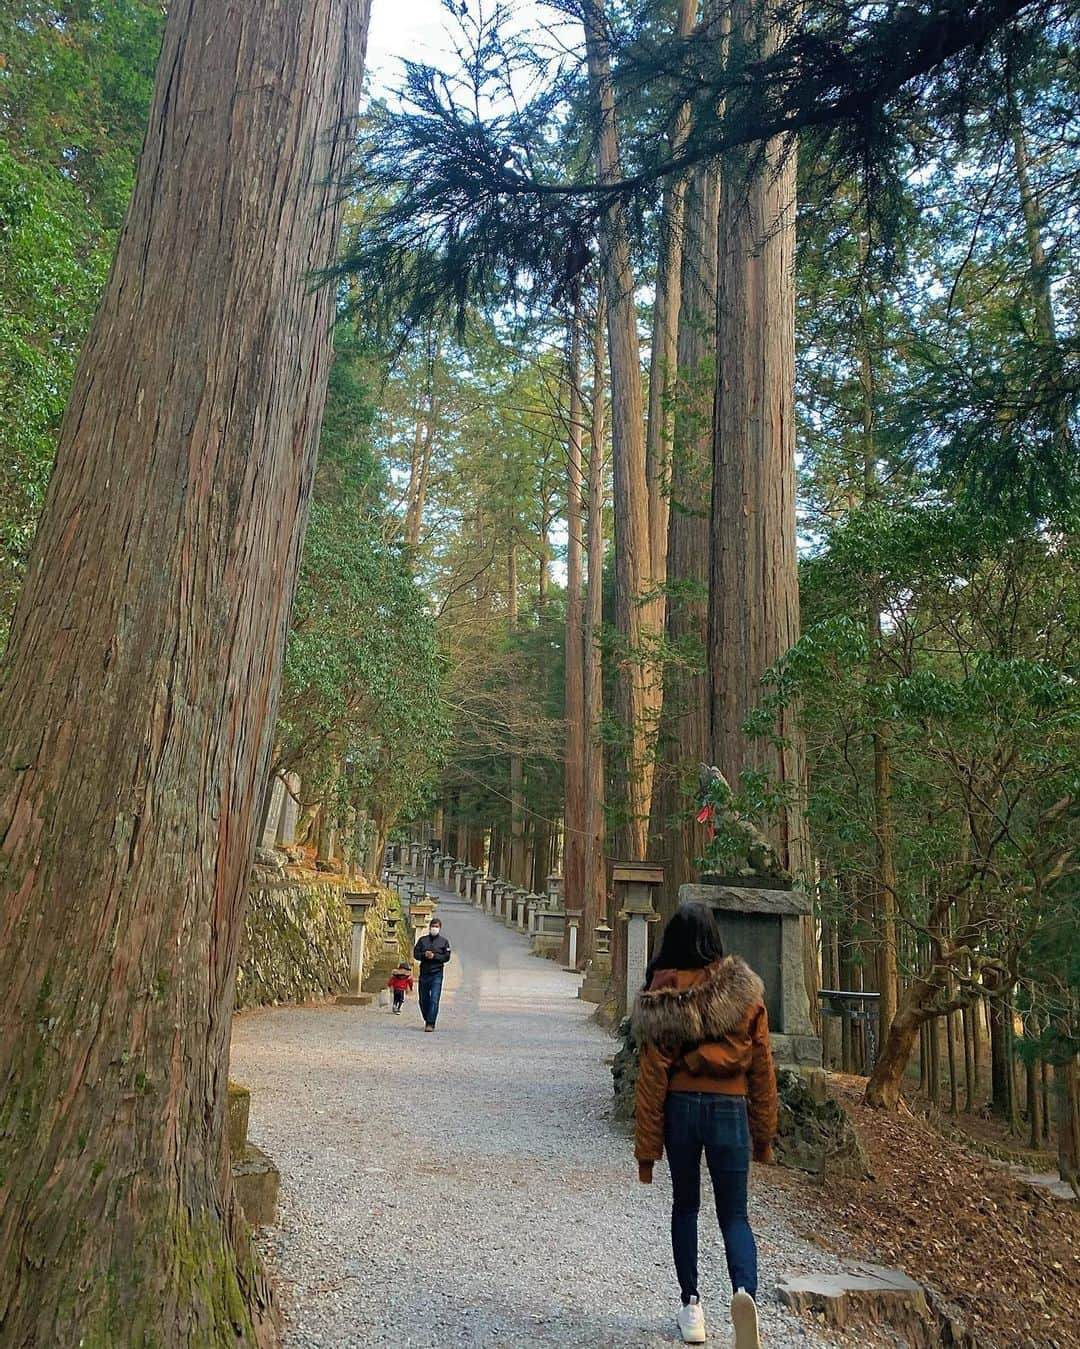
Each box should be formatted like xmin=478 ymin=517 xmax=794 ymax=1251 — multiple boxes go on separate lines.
xmin=637 ymin=1161 xmax=654 ymax=1185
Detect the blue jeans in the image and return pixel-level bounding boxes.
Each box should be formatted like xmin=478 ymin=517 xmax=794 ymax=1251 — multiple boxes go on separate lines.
xmin=418 ymin=971 xmax=444 ymax=1026
xmin=664 ymin=1092 xmax=757 ymax=1302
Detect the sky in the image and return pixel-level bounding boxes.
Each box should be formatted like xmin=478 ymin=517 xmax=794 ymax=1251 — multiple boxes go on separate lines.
xmin=366 ymin=0 xmax=458 ymax=97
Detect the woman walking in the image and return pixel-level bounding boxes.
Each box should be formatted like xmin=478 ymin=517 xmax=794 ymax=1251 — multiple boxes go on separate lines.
xmin=633 ymin=901 xmax=777 ymax=1347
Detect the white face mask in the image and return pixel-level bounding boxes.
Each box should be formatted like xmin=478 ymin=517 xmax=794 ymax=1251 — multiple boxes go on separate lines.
xmin=430 ymin=926 xmax=441 ymax=937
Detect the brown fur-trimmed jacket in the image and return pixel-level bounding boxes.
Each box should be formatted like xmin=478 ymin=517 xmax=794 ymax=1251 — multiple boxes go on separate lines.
xmin=632 ymin=957 xmax=777 ymax=1177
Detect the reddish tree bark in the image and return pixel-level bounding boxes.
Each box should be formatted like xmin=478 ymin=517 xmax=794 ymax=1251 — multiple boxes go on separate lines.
xmin=582 ymin=0 xmax=651 ymax=862
xmin=649 ymin=149 xmax=719 ymax=921
xmin=581 ymin=293 xmax=609 ymax=963
xmin=563 ymin=305 xmax=587 ymax=961
xmin=0 ymin=0 xmax=368 ymax=1342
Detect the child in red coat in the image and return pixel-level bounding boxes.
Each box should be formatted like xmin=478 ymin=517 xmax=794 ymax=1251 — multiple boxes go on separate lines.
xmin=388 ymin=963 xmax=414 ymax=1014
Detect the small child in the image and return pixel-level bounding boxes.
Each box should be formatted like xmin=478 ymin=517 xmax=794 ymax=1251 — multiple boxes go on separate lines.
xmin=388 ymin=963 xmax=414 ymax=1014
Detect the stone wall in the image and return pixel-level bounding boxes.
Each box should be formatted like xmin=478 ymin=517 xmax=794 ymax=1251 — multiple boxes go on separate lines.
xmin=235 ymin=864 xmax=405 ymax=1010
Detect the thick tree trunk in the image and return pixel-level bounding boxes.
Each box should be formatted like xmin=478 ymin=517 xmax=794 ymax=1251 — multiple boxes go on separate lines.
xmin=989 ymin=984 xmax=1012 ymax=1118
xmin=563 ymin=306 xmax=587 ymax=959
xmin=0 ymin=0 xmax=367 ymax=1342
xmin=709 ymin=0 xmax=807 ymax=882
xmin=507 ymin=541 xmax=528 ymax=887
xmin=581 ymin=293 xmax=609 ymax=963
xmin=870 ymin=677 xmax=899 ymax=1042
xmin=582 ymin=0 xmax=650 ymax=862
xmin=947 ymin=997 xmax=961 ymax=1115
xmin=1026 ymin=1016 xmax=1044 ymax=1149
xmin=648 ymin=150 xmax=719 ymax=920
xmin=865 ymin=975 xmax=944 ymax=1109
xmin=640 ymin=0 xmax=698 ymax=816
xmin=1058 ymin=1055 xmax=1080 ymax=1194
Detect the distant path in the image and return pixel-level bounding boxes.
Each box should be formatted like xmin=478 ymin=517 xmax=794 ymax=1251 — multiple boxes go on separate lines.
xmin=230 ymin=884 xmax=840 ymax=1347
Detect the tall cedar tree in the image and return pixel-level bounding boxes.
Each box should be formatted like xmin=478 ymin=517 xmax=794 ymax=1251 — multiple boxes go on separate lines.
xmin=0 ymin=1 xmax=368 ymax=1342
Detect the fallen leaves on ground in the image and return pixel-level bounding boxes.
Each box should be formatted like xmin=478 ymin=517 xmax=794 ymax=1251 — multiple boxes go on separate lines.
xmin=774 ymin=1075 xmax=1080 ymax=1348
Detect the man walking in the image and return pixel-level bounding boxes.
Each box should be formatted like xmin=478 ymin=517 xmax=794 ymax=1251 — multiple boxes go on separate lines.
xmin=413 ymin=915 xmax=451 ymax=1031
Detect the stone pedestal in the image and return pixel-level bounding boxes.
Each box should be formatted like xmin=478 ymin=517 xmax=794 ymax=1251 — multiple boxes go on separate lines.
xmin=579 ymin=923 xmax=613 ymax=1002
xmin=622 ymin=909 xmax=660 ymax=997
xmin=316 ymin=813 xmax=337 ymax=872
xmin=680 ymin=881 xmax=822 ymax=1068
xmin=532 ymin=906 xmax=565 ymax=957
xmin=578 ymin=957 xmax=611 ymax=1003
xmin=565 ymin=909 xmax=582 ymax=970
xmin=276 ymin=773 xmax=300 ymax=847
xmin=261 ymin=776 xmax=286 ymax=849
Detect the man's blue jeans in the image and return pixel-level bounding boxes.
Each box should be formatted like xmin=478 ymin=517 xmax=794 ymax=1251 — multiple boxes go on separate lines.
xmin=418 ymin=970 xmax=444 ymax=1027
xmin=664 ymin=1092 xmax=757 ymax=1302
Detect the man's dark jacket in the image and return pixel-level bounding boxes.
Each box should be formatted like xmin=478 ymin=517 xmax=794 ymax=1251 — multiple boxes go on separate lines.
xmin=413 ymin=932 xmax=451 ymax=978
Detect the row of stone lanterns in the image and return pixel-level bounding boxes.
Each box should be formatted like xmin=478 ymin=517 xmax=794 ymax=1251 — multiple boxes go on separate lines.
xmin=382 ymin=841 xmax=673 ymax=1008
xmin=368 ymin=840 xmax=824 ymax=1068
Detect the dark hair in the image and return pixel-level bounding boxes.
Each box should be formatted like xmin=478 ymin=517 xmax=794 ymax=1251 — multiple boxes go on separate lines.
xmin=645 ymin=901 xmax=725 ymax=985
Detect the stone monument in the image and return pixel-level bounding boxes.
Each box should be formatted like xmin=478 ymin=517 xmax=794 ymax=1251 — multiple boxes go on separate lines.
xmin=678 ymin=878 xmax=821 ymax=1069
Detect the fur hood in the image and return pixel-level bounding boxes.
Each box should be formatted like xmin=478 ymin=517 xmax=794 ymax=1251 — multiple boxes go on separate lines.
xmin=631 ymin=956 xmax=764 ymax=1053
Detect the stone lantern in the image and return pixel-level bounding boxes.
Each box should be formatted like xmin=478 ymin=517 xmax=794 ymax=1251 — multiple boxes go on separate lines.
xmin=500 ymin=885 xmax=515 ymax=925
xmin=613 ymin=861 xmax=664 ymax=999
xmin=408 ymin=899 xmax=437 ymax=975
xmin=382 ymin=910 xmax=401 ymax=956
xmin=579 ymin=920 xmax=614 ymax=1003
xmin=545 ymin=874 xmax=564 ymax=909
xmin=336 ymin=891 xmax=377 ymax=1006
xmin=594 ymin=920 xmax=613 ymax=960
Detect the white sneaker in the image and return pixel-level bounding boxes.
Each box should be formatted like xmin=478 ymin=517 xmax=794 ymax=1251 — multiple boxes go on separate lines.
xmin=731 ymin=1289 xmax=760 ymax=1349
xmin=676 ymin=1297 xmax=706 ymax=1345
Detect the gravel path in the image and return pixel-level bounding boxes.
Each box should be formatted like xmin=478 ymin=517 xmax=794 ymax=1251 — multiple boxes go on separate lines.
xmin=230 ymin=886 xmax=846 ymax=1348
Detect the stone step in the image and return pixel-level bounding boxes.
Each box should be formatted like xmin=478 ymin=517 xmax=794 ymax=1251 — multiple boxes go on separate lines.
xmin=778 ymin=1264 xmax=971 ymax=1347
